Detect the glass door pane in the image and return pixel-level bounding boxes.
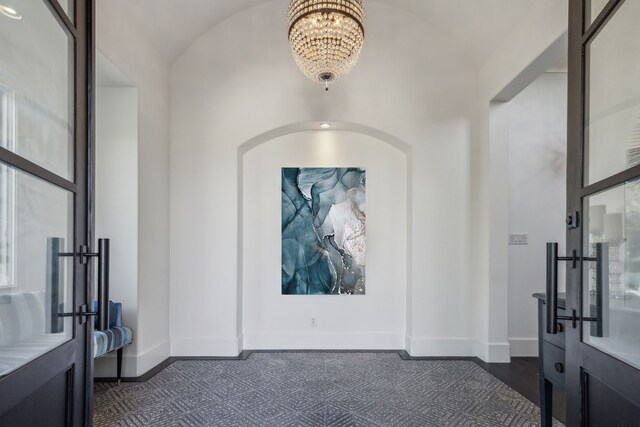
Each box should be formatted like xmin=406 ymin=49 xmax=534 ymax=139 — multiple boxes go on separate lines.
xmin=584 ymin=182 xmax=640 ymax=370
xmin=0 ymin=0 xmax=89 ymax=422
xmin=0 ymin=0 xmax=74 ymax=180
xmin=57 ymin=0 xmax=75 ymax=24
xmin=0 ymin=162 xmax=73 ymax=378
xmin=584 ymin=0 xmax=640 ymax=185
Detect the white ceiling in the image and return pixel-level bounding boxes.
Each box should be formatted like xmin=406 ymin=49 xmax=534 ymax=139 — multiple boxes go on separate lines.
xmin=383 ymin=0 xmax=536 ymax=66
xmin=119 ymin=0 xmax=270 ymax=64
xmin=119 ymin=0 xmax=537 ymax=66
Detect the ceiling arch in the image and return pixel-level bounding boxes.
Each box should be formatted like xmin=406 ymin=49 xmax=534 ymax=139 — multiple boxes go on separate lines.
xmin=116 ymin=0 xmax=536 ymax=66
xmin=238 ymin=121 xmax=412 ymax=157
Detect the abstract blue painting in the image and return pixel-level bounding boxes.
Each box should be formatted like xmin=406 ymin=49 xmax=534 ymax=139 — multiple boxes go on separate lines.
xmin=282 ymin=168 xmax=366 ymax=295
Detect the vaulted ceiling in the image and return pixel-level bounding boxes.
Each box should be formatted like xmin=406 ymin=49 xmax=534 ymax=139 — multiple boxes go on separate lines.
xmin=120 ymin=0 xmax=536 ymax=66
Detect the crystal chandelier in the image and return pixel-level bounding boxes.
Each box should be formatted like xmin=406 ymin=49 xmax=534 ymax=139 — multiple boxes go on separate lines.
xmin=288 ymin=0 xmax=365 ymax=90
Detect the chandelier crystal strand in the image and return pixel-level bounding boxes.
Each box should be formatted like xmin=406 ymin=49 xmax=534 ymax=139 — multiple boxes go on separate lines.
xmin=288 ymin=0 xmax=365 ymax=89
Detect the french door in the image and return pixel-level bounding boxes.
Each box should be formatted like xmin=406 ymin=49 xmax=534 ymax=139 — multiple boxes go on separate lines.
xmin=0 ymin=0 xmax=94 ymax=425
xmin=565 ymin=0 xmax=640 ymax=425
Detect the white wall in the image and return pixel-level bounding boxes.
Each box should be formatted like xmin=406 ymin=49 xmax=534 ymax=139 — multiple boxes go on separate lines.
xmin=170 ymin=0 xmax=476 ymax=357
xmin=94 ymin=87 xmax=139 ymax=377
xmin=507 ymin=73 xmax=567 ymax=357
xmin=97 ymin=2 xmax=171 ymax=376
xmin=242 ymin=131 xmax=406 ymax=349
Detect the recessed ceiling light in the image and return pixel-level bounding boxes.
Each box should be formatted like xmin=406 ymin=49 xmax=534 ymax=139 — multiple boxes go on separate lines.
xmin=320 ymin=123 xmax=331 ymax=129
xmin=0 ymin=5 xmax=22 ymax=20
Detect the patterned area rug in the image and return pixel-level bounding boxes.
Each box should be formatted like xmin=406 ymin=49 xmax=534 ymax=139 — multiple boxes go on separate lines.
xmin=94 ymin=352 xmax=563 ymax=426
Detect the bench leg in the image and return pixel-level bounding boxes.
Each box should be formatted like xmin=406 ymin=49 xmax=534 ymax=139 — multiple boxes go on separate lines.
xmin=116 ymin=347 xmax=123 ymax=385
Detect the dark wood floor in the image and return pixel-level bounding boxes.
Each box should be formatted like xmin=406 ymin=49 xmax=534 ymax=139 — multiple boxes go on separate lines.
xmin=474 ymin=357 xmax=566 ymax=424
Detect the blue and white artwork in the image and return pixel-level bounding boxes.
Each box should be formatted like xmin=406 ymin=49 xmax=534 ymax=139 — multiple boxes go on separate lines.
xmin=282 ymin=168 xmax=366 ymax=295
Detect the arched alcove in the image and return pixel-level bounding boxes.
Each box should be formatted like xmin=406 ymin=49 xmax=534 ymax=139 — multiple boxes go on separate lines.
xmin=237 ymin=122 xmax=412 ymax=349
xmin=169 ymin=0 xmax=476 ymax=357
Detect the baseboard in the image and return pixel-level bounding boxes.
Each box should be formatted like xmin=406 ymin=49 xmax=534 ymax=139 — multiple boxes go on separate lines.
xmin=94 ymin=358 xmax=173 ymax=383
xmin=94 ymin=339 xmax=170 ymax=379
xmin=94 ymin=350 xmax=250 ymax=383
xmin=170 ymin=336 xmax=243 ymax=357
xmin=509 ymin=338 xmax=538 ymax=357
xmin=474 ymin=339 xmax=511 ymax=363
xmin=95 ymin=350 xmax=403 ymax=383
xmin=398 ymin=350 xmax=473 ymax=361
xmin=94 ymin=348 xmax=517 ymax=384
xmin=405 ymin=335 xmax=475 ymax=357
xmin=243 ymin=332 xmax=404 ymax=350
xmin=236 ymin=333 xmax=244 ymax=353
xmin=94 ymin=336 xmax=516 ymax=378
xmin=136 ymin=339 xmax=171 ymax=376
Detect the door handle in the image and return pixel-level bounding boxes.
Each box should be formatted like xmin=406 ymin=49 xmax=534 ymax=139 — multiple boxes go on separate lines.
xmin=80 ymin=238 xmax=110 ymax=330
xmin=583 ymin=243 xmax=609 ymax=338
xmin=49 ymin=238 xmax=110 ymax=329
xmin=545 ymin=242 xmax=608 ymax=337
xmin=546 ymin=243 xmax=577 ymax=334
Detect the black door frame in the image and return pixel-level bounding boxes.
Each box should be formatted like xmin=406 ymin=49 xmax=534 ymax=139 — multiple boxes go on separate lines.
xmin=0 ymin=0 xmax=95 ymax=424
xmin=566 ymin=0 xmax=640 ymax=425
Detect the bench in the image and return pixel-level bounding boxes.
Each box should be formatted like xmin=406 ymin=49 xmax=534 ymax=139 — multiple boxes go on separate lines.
xmin=0 ymin=291 xmax=132 ymax=383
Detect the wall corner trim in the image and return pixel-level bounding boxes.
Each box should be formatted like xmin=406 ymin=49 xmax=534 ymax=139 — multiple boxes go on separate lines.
xmin=474 ymin=340 xmax=511 ymax=363
xmin=508 ymin=338 xmax=539 ymax=357
xmin=94 ymin=339 xmax=170 ymax=379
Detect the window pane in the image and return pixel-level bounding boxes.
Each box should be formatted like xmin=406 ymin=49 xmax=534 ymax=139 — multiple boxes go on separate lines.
xmin=0 ymin=0 xmax=74 ymax=180
xmin=585 ymin=0 xmax=640 ymax=185
xmin=57 ymin=0 xmax=74 ymax=24
xmin=0 ymin=162 xmax=73 ymax=378
xmin=584 ymin=181 xmax=640 ymax=370
xmin=586 ymin=0 xmax=610 ymax=26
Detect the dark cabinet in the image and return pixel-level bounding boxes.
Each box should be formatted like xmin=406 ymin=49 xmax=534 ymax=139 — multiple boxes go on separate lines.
xmin=534 ymin=293 xmax=566 ymax=426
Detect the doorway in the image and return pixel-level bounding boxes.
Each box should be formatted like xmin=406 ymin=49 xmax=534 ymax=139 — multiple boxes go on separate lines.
xmin=94 ymin=51 xmax=139 ymax=378
xmin=488 ymin=37 xmax=569 ymax=423
xmin=506 ymin=67 xmax=568 ymax=361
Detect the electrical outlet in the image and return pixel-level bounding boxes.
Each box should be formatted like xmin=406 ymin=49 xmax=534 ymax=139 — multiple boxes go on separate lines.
xmin=310 ymin=317 xmax=318 ymax=327
xmin=509 ymin=233 xmax=528 ymax=245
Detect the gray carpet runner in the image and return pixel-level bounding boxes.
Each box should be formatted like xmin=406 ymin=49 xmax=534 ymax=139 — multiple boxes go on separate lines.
xmin=94 ymin=352 xmax=563 ymax=426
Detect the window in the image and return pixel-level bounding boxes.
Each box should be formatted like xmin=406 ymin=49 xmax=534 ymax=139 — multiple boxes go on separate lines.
xmin=0 ymin=83 xmax=16 ymax=288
